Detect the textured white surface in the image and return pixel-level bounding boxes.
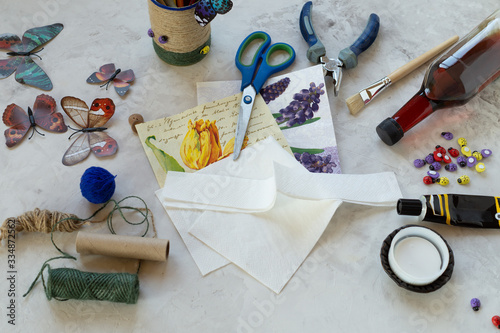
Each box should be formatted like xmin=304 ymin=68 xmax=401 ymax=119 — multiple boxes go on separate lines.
xmin=0 ymin=0 xmax=499 ymax=332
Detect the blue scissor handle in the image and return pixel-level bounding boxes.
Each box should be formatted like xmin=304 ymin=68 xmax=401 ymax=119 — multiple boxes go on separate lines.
xmin=236 ymin=31 xmax=296 ymax=92
xmin=252 ymin=43 xmax=296 ymax=92
xmin=236 ymin=31 xmax=272 ymax=91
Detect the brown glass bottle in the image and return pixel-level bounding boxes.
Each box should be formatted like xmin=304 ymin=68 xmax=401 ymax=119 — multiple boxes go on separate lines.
xmin=377 ymin=10 xmax=500 ymax=146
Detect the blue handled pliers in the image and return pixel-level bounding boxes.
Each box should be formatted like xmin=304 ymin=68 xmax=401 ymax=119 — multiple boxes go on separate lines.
xmin=300 ymin=1 xmax=380 ymax=96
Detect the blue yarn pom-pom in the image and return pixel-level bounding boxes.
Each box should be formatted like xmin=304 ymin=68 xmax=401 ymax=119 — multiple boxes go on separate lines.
xmin=80 ymin=167 xmax=116 ymax=204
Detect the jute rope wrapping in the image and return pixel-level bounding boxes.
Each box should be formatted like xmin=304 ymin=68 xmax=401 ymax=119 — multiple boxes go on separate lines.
xmin=148 ymin=0 xmax=211 ymax=65
xmin=0 ymin=209 xmax=92 ymax=241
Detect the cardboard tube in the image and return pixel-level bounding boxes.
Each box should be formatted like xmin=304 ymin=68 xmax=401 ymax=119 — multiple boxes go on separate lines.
xmin=76 ymin=231 xmax=169 ymax=261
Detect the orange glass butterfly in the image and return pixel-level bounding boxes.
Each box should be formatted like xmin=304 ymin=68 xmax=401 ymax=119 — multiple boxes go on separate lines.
xmin=61 ymin=96 xmax=118 ymax=166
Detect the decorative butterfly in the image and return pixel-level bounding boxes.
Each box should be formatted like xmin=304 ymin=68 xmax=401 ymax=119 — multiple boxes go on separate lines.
xmin=0 ymin=23 xmax=63 ymax=91
xmin=87 ymin=63 xmax=135 ymax=97
xmin=195 ymin=0 xmax=233 ymax=27
xmin=2 ymin=94 xmax=67 ymax=147
xmin=60 ymin=96 xmax=118 ymax=166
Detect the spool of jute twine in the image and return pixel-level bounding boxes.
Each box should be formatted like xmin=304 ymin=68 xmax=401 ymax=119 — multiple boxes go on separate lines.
xmin=148 ymin=0 xmax=211 ymax=65
xmin=0 ymin=208 xmax=98 ymax=241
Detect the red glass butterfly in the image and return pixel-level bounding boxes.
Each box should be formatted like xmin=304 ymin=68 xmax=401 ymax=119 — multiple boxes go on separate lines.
xmin=2 ymin=94 xmax=67 ymax=147
xmin=60 ymin=96 xmax=118 ymax=166
xmin=86 ymin=63 xmax=135 ymax=97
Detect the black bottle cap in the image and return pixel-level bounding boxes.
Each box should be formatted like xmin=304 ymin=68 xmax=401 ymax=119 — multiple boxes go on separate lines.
xmin=376 ymin=118 xmax=404 ymax=146
xmin=397 ymin=199 xmax=423 ymax=216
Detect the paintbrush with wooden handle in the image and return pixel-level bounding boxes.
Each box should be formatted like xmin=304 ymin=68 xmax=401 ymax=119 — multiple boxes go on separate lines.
xmin=346 ymin=35 xmax=459 ymax=115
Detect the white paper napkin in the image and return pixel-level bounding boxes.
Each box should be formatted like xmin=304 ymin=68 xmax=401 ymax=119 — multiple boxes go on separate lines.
xmin=156 ymin=137 xmax=402 ymax=293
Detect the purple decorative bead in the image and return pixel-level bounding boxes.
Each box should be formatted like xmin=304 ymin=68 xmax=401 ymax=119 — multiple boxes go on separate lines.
xmin=158 ymin=35 xmax=168 ymax=44
xmin=441 ymin=132 xmax=454 ymax=140
xmin=471 ymin=298 xmax=481 ymax=311
xmin=467 ymin=156 xmax=477 ymax=167
xmin=424 ymin=154 xmax=434 ymax=164
xmin=445 ymin=163 xmax=457 ymax=172
xmin=429 ymin=162 xmax=442 ymax=171
xmin=481 ymin=149 xmax=492 ymax=158
xmin=427 ymin=170 xmax=440 ymax=179
xmin=413 ymin=159 xmax=426 ymax=168
xmin=147 ymin=28 xmax=154 ymax=38
xmin=457 ymin=156 xmax=467 ymax=167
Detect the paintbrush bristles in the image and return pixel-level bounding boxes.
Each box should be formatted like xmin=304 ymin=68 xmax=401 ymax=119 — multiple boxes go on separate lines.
xmin=346 ymin=93 xmax=365 ymax=115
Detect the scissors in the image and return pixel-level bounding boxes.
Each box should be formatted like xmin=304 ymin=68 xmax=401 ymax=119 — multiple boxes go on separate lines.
xmin=233 ymin=31 xmax=296 ymax=160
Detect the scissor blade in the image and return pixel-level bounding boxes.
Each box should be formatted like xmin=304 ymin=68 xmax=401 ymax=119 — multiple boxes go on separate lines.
xmin=233 ymin=87 xmax=257 ymax=160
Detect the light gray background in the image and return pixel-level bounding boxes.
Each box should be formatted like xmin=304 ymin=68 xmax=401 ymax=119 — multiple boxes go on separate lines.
xmin=0 ymin=0 xmax=499 ymax=332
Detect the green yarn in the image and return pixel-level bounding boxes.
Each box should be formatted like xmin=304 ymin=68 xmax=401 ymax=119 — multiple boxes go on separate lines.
xmin=24 ymin=196 xmax=150 ymax=304
xmin=152 ymin=37 xmax=211 ymax=66
xmin=46 ymin=267 xmax=139 ymax=304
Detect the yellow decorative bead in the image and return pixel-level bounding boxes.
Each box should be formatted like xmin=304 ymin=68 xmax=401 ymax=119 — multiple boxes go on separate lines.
xmin=457 ymin=175 xmax=470 ymax=185
xmin=461 ymin=146 xmax=472 ymax=157
xmin=475 ymin=163 xmax=485 ymax=173
xmin=472 ymin=151 xmax=483 ymax=161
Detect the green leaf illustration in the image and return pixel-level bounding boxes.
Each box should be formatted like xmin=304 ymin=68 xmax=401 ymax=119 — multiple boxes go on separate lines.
xmin=290 ymin=147 xmax=325 ymax=154
xmin=145 ymin=136 xmax=185 ymax=173
xmin=280 ymin=117 xmax=321 ymax=130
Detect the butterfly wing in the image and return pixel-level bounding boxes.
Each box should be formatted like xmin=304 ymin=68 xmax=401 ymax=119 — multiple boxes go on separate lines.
xmin=195 ymin=0 xmax=217 ymax=26
xmin=115 ymin=69 xmax=135 ymax=83
xmin=89 ymin=131 xmax=118 ymax=157
xmin=60 ymin=96 xmax=90 ymax=128
xmin=112 ymin=69 xmax=134 ymax=96
xmin=112 ymin=79 xmax=131 ymax=96
xmin=88 ymin=98 xmax=115 ymax=128
xmin=32 ymin=94 xmax=67 ymax=133
xmin=0 ymin=33 xmax=22 ymax=51
xmin=62 ymin=132 xmax=91 ymax=166
xmin=20 ymin=23 xmax=64 ymax=53
xmin=86 ymin=63 xmax=116 ymax=84
xmin=2 ymin=104 xmax=30 ymax=147
xmin=15 ymin=56 xmax=53 ymax=90
xmin=0 ymin=57 xmax=22 ymax=79
xmin=209 ymin=0 xmax=233 ymax=14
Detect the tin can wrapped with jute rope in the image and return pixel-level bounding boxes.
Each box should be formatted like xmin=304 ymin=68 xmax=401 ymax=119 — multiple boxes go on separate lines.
xmin=148 ymin=0 xmax=211 ymax=66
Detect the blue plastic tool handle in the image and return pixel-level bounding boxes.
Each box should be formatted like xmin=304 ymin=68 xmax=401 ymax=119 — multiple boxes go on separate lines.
xmin=236 ymin=31 xmax=296 ymax=92
xmin=299 ymin=1 xmax=325 ymax=63
xmin=339 ymin=13 xmax=380 ymax=69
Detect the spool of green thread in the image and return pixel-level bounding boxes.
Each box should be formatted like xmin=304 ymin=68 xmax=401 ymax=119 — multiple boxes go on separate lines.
xmin=46 ymin=267 xmax=139 ymax=304
xmin=148 ymin=0 xmax=211 ymax=66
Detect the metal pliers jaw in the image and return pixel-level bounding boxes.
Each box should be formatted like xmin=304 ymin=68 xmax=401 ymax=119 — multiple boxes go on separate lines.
xmin=320 ymin=56 xmax=343 ymax=97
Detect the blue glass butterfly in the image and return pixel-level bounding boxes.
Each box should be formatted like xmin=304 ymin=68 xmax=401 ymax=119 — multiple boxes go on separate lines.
xmin=195 ymin=0 xmax=233 ymax=27
xmin=0 ymin=23 xmax=63 ymax=91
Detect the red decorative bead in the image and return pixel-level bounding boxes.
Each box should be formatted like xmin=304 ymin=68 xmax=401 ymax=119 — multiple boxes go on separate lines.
xmin=423 ymin=176 xmax=434 ymax=185
xmin=435 ymin=145 xmax=446 ymax=155
xmin=492 ymin=315 xmax=500 ymax=328
xmin=448 ymin=147 xmax=460 ymax=157
xmin=433 ymin=151 xmax=443 ymax=162
xmin=443 ymin=154 xmax=452 ymax=164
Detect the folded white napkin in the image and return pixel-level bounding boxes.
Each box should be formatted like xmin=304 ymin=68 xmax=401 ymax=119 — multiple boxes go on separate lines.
xmin=156 ymin=137 xmax=402 ymax=293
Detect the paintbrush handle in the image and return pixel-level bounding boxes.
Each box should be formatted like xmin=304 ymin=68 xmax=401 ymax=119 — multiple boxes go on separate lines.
xmin=388 ymin=35 xmax=459 ymax=83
